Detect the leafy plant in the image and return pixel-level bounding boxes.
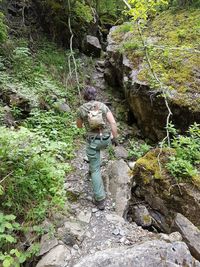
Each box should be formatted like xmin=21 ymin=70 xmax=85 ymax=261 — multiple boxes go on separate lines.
xmin=128 ymin=139 xmax=152 ymax=160
xmin=23 ymin=109 xmax=82 ymax=159
xmin=166 ymin=123 xmax=200 ymax=181
xmin=126 ymin=0 xmax=169 ymax=21
xmin=0 ymin=127 xmax=69 ymax=222
xmin=0 ymin=212 xmax=38 ymax=267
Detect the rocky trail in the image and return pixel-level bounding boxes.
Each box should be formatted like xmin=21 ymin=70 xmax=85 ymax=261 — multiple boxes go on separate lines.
xmin=35 ymin=61 xmax=200 ymax=267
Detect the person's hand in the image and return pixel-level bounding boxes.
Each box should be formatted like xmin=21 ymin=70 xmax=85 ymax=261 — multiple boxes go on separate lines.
xmin=111 ymin=137 xmax=118 ymax=146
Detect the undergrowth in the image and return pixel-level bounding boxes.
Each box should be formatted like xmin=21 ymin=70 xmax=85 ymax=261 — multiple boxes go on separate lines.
xmin=0 ymin=37 xmax=86 ymax=266
xmin=166 ymin=123 xmax=200 ymax=183
xmin=128 ymin=139 xmax=152 ymax=160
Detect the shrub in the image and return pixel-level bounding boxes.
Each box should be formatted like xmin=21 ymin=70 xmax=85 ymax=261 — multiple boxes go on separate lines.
xmin=0 ymin=127 xmax=70 ymax=222
xmin=23 ymin=109 xmax=82 ymax=159
xmin=128 ymin=139 xmax=152 ymax=160
xmin=166 ymin=123 xmax=200 ymax=181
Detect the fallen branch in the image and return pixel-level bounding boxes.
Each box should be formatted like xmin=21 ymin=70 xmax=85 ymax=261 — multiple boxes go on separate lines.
xmin=0 ymin=171 xmax=14 ymax=184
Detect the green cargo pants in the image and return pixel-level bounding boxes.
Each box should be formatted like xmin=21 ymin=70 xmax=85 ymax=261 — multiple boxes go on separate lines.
xmin=86 ymin=136 xmax=111 ymax=201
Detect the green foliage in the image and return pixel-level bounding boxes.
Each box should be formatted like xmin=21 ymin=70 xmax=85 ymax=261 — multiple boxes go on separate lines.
xmin=74 ymin=2 xmax=93 ymax=23
xmin=170 ymin=0 xmax=200 ymax=8
xmin=0 ymin=127 xmax=69 ymax=222
xmin=122 ymin=40 xmax=140 ymax=51
xmin=0 ymin=34 xmax=89 ymax=266
xmin=0 ymin=12 xmax=7 ymax=43
xmin=0 ymin=212 xmax=40 ymax=267
xmin=107 ymin=145 xmax=115 ymax=160
xmin=0 ymin=39 xmax=87 ymax=107
xmin=166 ymin=123 xmax=200 ymax=181
xmin=0 ymin=213 xmax=22 ymax=267
xmin=23 ymin=109 xmax=82 ymax=159
xmin=128 ymin=139 xmax=152 ymax=160
xmin=97 ymin=0 xmax=125 ymax=23
xmin=12 ymin=46 xmax=34 ymax=83
xmin=114 ymin=22 xmax=133 ymax=33
xmin=126 ymin=0 xmax=169 ymax=21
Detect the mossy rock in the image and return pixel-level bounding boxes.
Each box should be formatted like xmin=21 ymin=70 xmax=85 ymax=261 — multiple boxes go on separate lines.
xmin=111 ymin=9 xmax=200 ymax=112
xmin=131 ymin=148 xmax=200 ymax=227
xmin=134 ymin=148 xmax=174 ymax=184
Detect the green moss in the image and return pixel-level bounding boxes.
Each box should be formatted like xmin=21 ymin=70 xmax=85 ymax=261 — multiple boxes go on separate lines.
xmin=112 ymin=9 xmax=200 ymax=111
xmin=143 ymin=214 xmax=151 ymax=224
xmin=114 ymin=22 xmax=133 ymax=34
xmin=74 ymin=2 xmax=93 ymax=23
xmin=136 ymin=148 xmax=174 ymax=183
xmin=192 ymin=174 xmax=200 ymax=189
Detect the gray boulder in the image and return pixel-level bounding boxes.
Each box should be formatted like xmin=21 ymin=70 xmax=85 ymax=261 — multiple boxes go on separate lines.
xmin=36 ymin=245 xmax=70 ymax=267
xmin=172 ymin=213 xmax=200 ymax=261
xmin=54 ymin=102 xmax=71 ymax=113
xmin=74 ymin=240 xmax=200 ymax=267
xmin=113 ymin=146 xmax=129 ymax=159
xmin=83 ymin=35 xmax=102 ymax=57
xmin=107 ymin=159 xmax=131 ymax=217
xmin=38 ymin=234 xmax=58 ymax=256
xmin=132 ymin=205 xmax=152 ymax=227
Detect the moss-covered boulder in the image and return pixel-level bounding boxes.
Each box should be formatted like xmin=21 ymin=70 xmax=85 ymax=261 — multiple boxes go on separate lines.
xmin=130 ymin=148 xmax=200 ymax=230
xmin=105 ymin=9 xmax=200 ymax=140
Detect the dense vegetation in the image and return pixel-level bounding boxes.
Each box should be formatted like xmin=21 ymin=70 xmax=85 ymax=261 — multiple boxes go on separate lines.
xmin=0 ymin=35 xmax=89 ymax=266
xmin=33 ymin=0 xmax=125 ymax=46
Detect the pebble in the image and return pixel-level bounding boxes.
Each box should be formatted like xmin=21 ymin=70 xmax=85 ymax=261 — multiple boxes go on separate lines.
xmin=95 ymin=212 xmax=101 ymax=217
xmin=128 ymin=161 xmax=136 ymax=169
xmin=119 ymin=237 xmax=126 ymax=243
xmin=92 ymin=208 xmax=98 ymax=213
xmin=90 ymin=249 xmax=96 ymax=254
xmin=73 ymin=244 xmax=79 ymax=250
xmin=119 ymin=229 xmax=125 ymax=236
xmin=112 ymin=228 xmax=120 ymax=236
xmin=125 ymin=240 xmax=131 ymax=245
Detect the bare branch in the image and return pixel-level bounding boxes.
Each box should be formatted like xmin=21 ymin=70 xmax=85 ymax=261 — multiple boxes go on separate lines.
xmin=0 ymin=171 xmax=14 ymax=184
xmin=67 ymin=0 xmax=82 ymax=103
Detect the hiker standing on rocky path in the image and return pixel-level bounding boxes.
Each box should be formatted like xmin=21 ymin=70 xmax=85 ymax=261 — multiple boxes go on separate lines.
xmin=76 ymin=86 xmax=118 ymax=210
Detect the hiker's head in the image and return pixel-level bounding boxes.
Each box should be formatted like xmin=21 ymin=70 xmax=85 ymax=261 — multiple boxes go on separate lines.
xmin=83 ymin=86 xmax=97 ymax=101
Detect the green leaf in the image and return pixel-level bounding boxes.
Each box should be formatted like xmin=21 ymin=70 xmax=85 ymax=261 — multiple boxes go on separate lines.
xmin=4 ymin=222 xmax=12 ymax=230
xmin=5 ymin=235 xmax=16 ymax=243
xmin=5 ymin=215 xmax=16 ymax=221
xmin=3 ymin=258 xmax=13 ymax=267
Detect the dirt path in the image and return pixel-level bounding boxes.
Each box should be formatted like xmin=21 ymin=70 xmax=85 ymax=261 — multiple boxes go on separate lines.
xmin=61 ymin=61 xmax=156 ymax=266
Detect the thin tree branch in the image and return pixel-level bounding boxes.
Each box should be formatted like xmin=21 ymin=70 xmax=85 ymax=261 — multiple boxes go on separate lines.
xmin=0 ymin=171 xmax=14 ymax=184
xmin=67 ymin=0 xmax=82 ymax=103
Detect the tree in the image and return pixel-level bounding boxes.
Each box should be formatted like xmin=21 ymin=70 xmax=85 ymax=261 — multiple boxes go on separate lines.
xmin=123 ymin=0 xmax=169 ymax=21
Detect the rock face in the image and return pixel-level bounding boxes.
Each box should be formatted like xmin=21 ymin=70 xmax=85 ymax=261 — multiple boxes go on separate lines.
xmin=83 ymin=35 xmax=102 ymax=57
xmin=105 ymin=26 xmax=200 ymax=141
xmin=74 ymin=240 xmax=200 ymax=267
xmin=107 ymin=159 xmax=131 ymax=217
xmin=132 ymin=205 xmax=152 ymax=228
xmin=36 ymin=245 xmax=71 ymax=267
xmin=129 ymin=149 xmax=200 ymax=231
xmin=172 ymin=213 xmax=200 ymax=261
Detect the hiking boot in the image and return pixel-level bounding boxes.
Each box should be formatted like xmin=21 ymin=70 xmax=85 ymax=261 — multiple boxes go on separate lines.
xmin=86 ymin=171 xmax=91 ymax=181
xmin=95 ymin=198 xmax=106 ymax=210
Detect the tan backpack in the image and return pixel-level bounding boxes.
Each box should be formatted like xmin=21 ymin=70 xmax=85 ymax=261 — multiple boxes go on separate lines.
xmin=88 ymin=103 xmax=105 ymax=130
